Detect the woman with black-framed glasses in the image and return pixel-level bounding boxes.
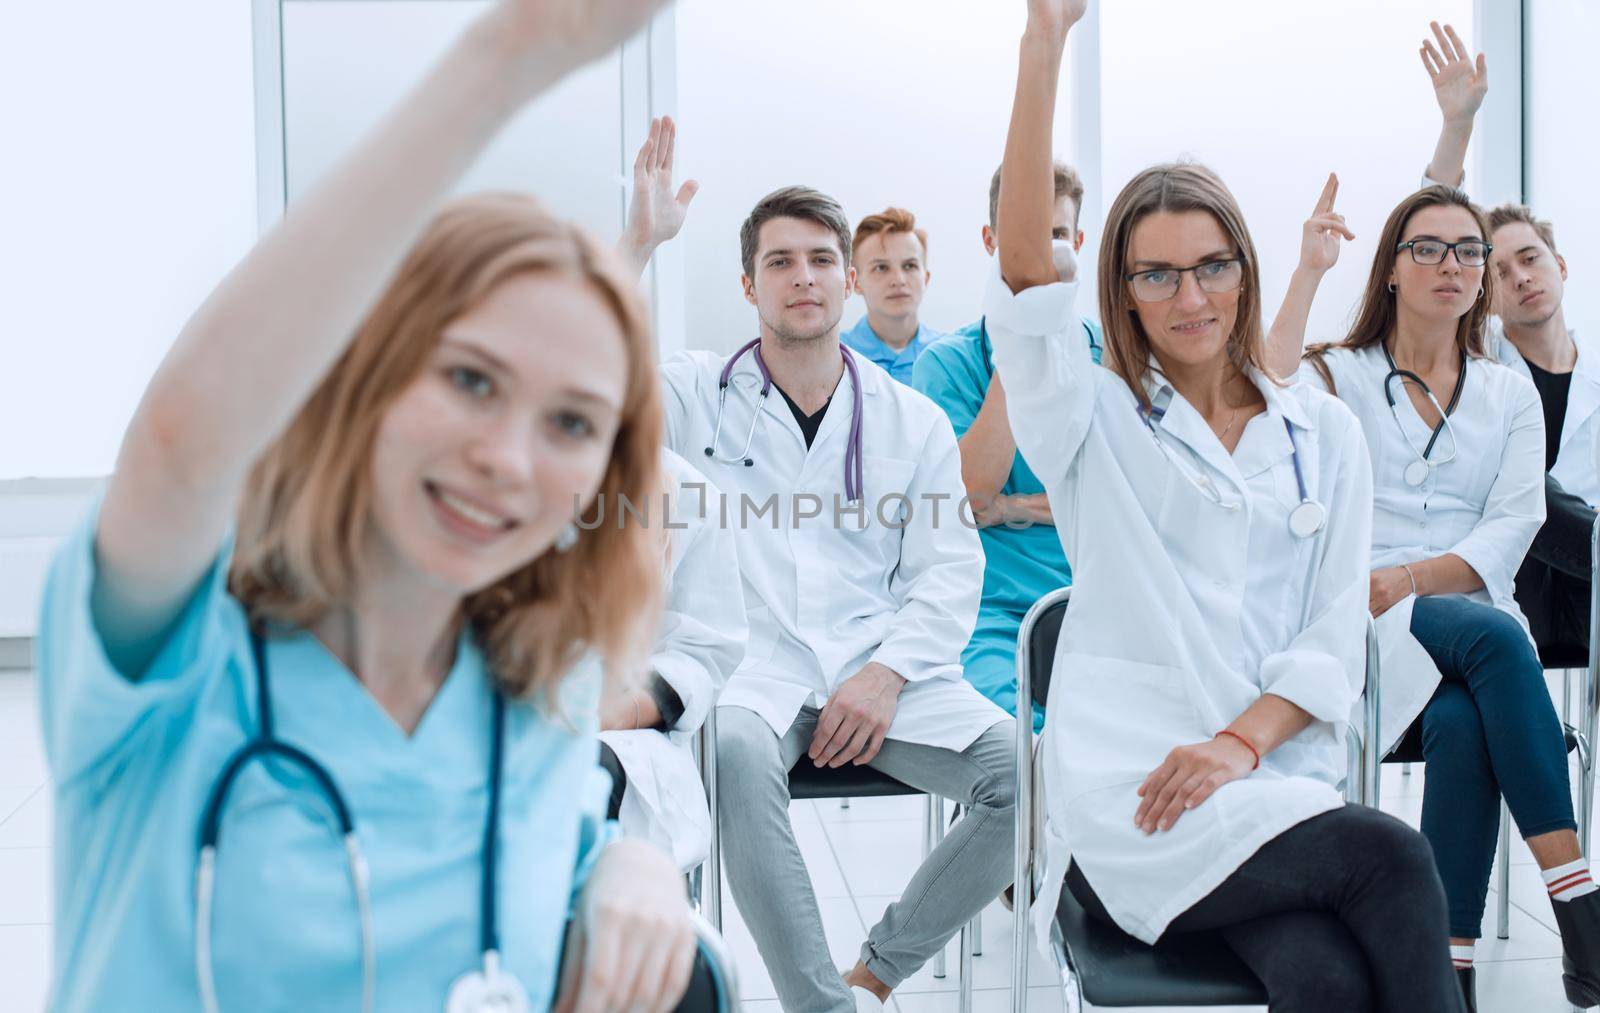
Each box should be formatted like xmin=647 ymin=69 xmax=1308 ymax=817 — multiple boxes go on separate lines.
xmin=1272 ymin=181 xmax=1596 ymax=1010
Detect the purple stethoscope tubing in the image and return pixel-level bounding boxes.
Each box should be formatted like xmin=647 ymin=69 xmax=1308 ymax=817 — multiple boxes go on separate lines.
xmin=705 ymin=337 xmax=864 ymax=502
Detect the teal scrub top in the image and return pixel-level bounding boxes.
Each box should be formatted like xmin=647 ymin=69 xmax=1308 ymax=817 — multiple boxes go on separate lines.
xmin=840 ymin=316 xmax=943 ymax=384
xmin=911 ymin=317 xmax=1104 ymax=617
xmin=37 ymin=503 xmax=613 ymax=1013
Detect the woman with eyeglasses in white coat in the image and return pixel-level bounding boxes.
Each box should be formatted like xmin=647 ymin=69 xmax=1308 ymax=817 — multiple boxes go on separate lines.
xmin=1268 ymin=31 xmax=1599 ymax=1003
xmin=985 ymin=2 xmax=1462 ymax=1009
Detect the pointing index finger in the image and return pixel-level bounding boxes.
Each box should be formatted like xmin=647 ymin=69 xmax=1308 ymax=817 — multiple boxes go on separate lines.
xmin=1314 ymin=172 xmax=1338 ymax=215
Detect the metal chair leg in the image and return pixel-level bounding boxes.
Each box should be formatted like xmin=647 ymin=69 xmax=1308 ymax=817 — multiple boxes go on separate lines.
xmin=971 ymin=908 xmax=983 ymax=957
xmin=841 ymin=797 xmax=851 ymax=809
xmin=1497 ymin=801 xmax=1512 ymax=941
xmin=1403 ymin=761 xmax=1413 ymax=778
xmin=958 ymin=918 xmax=974 ymax=1013
xmin=698 ymin=712 xmax=722 ymax=932
xmin=927 ymin=795 xmax=948 ymax=979
xmin=1566 ymin=667 xmax=1575 ymax=727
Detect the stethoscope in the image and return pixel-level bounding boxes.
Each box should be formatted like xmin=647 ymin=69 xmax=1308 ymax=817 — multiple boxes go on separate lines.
xmin=704 ymin=337 xmax=865 ymax=502
xmin=1139 ymin=387 xmax=1325 ymax=539
xmin=195 ymin=629 xmax=524 ymax=1013
xmin=1381 ymin=342 xmax=1465 ymax=487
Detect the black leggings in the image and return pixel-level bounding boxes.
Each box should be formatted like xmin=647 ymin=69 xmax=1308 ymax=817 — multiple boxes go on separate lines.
xmin=1066 ymin=805 xmax=1463 ymax=1013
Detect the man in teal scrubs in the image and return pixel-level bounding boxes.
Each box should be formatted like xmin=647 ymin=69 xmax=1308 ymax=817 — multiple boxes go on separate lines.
xmin=840 ymin=207 xmax=943 ymax=383
xmin=912 ymin=160 xmax=1099 ymax=730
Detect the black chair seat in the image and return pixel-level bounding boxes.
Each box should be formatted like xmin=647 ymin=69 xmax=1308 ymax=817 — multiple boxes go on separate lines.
xmin=1539 ymin=643 xmax=1589 ymax=669
xmin=1385 ymin=715 xmax=1579 ymax=764
xmin=1055 ymin=883 xmax=1266 ymax=1007
xmin=787 ymin=760 xmax=919 ymax=800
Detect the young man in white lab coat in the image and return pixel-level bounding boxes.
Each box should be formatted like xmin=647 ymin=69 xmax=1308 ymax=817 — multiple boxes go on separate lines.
xmin=619 ymin=122 xmax=1016 ymax=1013
xmin=1416 ymin=29 xmax=1598 ymax=662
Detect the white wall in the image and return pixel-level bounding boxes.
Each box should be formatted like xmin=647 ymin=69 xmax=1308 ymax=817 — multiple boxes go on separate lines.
xmin=1096 ymin=0 xmax=1477 ymax=347
xmin=1526 ymin=0 xmax=1597 ymax=334
xmin=675 ymin=0 xmax=1078 ymax=353
xmin=280 ymin=1 xmax=628 ymax=237
xmin=0 ymin=0 xmax=259 ymax=481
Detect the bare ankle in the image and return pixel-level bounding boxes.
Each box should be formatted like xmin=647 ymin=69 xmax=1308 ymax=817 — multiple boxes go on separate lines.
xmin=843 ymin=962 xmax=892 ymax=1001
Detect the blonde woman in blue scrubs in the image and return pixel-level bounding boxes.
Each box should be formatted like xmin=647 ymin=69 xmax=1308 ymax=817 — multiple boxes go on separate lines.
xmin=36 ymin=1 xmax=698 ymax=1011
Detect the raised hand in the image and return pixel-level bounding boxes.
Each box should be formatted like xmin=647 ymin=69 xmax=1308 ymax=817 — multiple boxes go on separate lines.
xmin=491 ymin=0 xmax=672 ymax=70
xmin=620 ymin=116 xmax=699 ymax=273
xmin=1027 ymin=0 xmax=1088 ymax=34
xmin=1422 ymin=21 xmax=1487 ymax=125
xmin=1298 ymin=173 xmax=1355 ymax=276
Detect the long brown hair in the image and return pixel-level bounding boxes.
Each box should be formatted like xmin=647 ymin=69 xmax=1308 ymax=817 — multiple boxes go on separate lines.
xmin=1097 ymin=163 xmax=1272 ymax=410
xmin=1335 ymin=185 xmax=1494 ymax=359
xmin=230 ymin=192 xmax=663 ymax=701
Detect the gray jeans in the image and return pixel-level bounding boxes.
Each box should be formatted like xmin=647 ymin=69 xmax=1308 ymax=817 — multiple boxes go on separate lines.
xmin=716 ymin=705 xmax=1017 ymax=1012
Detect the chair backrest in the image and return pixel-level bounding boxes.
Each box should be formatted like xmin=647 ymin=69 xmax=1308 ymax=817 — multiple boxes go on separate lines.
xmin=686 ymin=909 xmax=739 ymax=1013
xmin=1022 ymin=587 xmax=1072 ymax=710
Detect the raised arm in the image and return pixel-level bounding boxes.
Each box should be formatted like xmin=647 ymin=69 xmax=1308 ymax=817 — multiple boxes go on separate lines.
xmin=1421 ymin=20 xmax=1488 ymax=187
xmin=617 ymin=115 xmax=699 ymax=277
xmin=996 ymin=0 xmax=1085 ymax=293
xmin=1265 ymin=174 xmax=1354 ymax=378
xmin=985 ymin=0 xmax=1092 ymax=492
xmin=95 ymin=0 xmax=667 ymax=670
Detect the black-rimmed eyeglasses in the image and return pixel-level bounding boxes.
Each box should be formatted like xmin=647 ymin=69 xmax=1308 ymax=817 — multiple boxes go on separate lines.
xmin=1122 ymin=259 xmax=1244 ymax=303
xmin=1395 ymin=239 xmax=1491 ymax=267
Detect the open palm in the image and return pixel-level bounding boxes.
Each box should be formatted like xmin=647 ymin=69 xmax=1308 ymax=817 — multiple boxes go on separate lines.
xmin=624 ymin=116 xmax=699 ymax=252
xmin=1422 ymin=21 xmax=1487 ymax=123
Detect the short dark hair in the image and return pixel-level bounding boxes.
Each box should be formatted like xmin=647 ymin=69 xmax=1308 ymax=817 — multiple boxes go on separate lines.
xmin=1487 ymin=202 xmax=1559 ymax=256
xmin=739 ymin=186 xmax=853 ymax=279
xmin=989 ymin=161 xmax=1085 ymax=231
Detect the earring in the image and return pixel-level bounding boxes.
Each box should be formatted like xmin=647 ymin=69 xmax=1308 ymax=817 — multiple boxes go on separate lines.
xmin=554 ymin=523 xmax=579 ymax=553
xmin=1386 ymin=282 xmax=1396 ymax=294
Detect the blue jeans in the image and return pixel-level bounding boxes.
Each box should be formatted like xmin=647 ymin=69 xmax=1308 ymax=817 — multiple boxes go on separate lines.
xmin=1412 ymin=596 xmax=1577 ymax=938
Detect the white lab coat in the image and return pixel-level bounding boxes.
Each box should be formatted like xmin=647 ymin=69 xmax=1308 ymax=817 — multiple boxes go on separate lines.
xmin=985 ymin=265 xmax=1375 ymax=945
xmin=1298 ymin=345 xmax=1546 ymax=750
xmin=659 ymin=344 xmax=1007 ymax=751
xmin=599 ymin=449 xmax=746 ymax=870
xmin=1491 ymin=326 xmax=1600 ymax=506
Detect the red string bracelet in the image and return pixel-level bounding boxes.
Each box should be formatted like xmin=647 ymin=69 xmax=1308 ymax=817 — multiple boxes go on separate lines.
xmin=1215 ymin=729 xmax=1260 ymax=770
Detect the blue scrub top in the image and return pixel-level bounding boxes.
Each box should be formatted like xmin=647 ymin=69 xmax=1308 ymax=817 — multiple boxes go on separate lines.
xmin=37 ymin=503 xmax=613 ymax=1013
xmin=911 ymin=317 xmax=1104 ymax=616
xmin=840 ymin=316 xmax=943 ymax=384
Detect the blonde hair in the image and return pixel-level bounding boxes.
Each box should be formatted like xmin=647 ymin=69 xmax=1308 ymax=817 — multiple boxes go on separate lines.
xmin=1097 ymin=163 xmax=1271 ymax=410
xmin=230 ymin=192 xmax=664 ymax=701
xmin=1487 ymin=202 xmax=1559 ymax=257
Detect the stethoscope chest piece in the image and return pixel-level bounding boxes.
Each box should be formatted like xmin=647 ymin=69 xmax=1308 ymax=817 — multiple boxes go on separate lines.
xmin=1288 ymin=500 xmax=1326 ymax=539
xmin=1403 ymin=458 xmax=1431 ymax=488
xmin=446 ymin=953 xmax=529 ymax=1013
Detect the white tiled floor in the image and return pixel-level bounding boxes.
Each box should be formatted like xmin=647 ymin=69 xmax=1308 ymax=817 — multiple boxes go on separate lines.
xmin=0 ymin=667 xmax=1591 ymax=1011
